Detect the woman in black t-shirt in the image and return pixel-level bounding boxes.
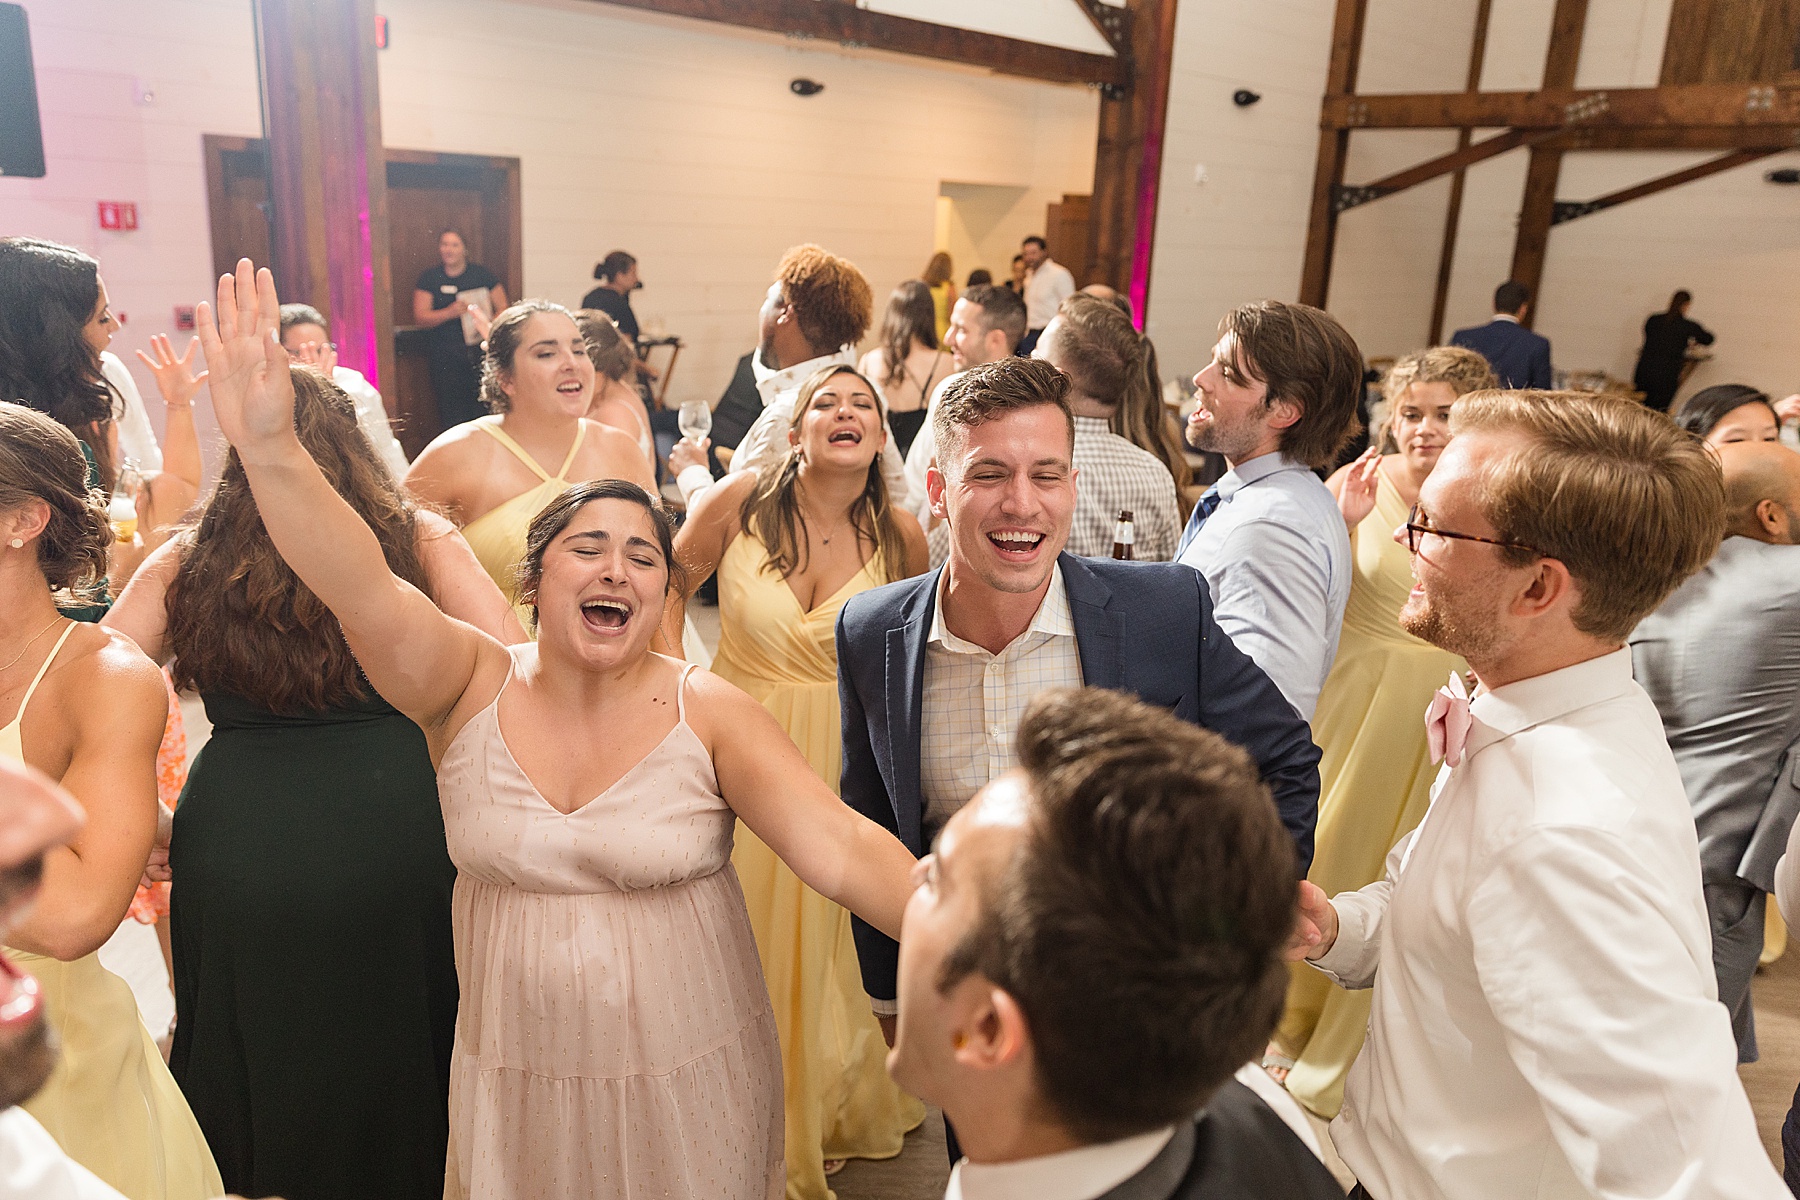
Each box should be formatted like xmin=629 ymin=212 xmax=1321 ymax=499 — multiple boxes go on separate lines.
xmin=412 ymin=230 xmax=507 ymax=431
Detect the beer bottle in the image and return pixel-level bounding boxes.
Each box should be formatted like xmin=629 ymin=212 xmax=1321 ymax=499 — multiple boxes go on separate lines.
xmin=1111 ymin=510 xmax=1135 ymax=560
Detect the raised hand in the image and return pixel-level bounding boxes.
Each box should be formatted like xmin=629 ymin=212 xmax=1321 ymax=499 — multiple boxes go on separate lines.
xmin=1776 ymin=394 xmax=1800 ymax=427
xmin=1284 ymin=879 xmax=1339 ymax=961
xmin=134 ymin=334 xmax=209 ymax=409
xmin=195 ymin=259 xmax=297 ymax=453
xmin=1337 ymin=446 xmax=1382 ymax=529
xmin=289 ymin=337 xmax=339 ymax=378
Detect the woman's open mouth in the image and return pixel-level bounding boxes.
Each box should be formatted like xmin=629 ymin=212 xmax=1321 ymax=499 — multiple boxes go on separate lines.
xmin=828 ymin=429 xmax=862 ymax=445
xmin=579 ymin=598 xmax=633 ymax=632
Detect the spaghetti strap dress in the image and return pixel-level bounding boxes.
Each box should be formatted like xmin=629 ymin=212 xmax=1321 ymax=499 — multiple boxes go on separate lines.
xmin=439 ymin=654 xmax=782 ymax=1199
xmin=710 ymin=534 xmax=923 ymax=1199
xmin=460 ymin=420 xmax=587 ymax=629
xmin=1 ymin=621 xmax=223 ymax=1200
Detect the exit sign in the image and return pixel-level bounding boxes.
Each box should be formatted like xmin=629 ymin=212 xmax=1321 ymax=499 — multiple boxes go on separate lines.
xmin=97 ymin=201 xmax=138 ymax=230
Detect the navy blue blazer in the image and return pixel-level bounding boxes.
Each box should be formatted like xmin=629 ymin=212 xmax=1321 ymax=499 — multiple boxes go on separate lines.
xmin=1450 ymin=317 xmax=1553 ymax=390
xmin=835 ymin=553 xmax=1322 ymax=1002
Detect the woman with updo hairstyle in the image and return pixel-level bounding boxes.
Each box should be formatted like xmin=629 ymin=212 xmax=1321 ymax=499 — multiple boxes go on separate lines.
xmin=674 ymin=365 xmax=926 ymax=1196
xmin=403 ymin=298 xmax=657 ymax=630
xmin=104 ymin=366 xmax=522 ymax=1200
xmin=856 ymin=281 xmax=944 ymax=458
xmin=195 ymin=258 xmax=919 ymax=1200
xmin=573 ymin=308 xmax=654 ymax=471
xmin=0 ymin=402 xmax=222 ymax=1200
xmin=1676 ymin=383 xmax=1779 ymax=448
xmin=1271 ymin=344 xmax=1495 ymax=1118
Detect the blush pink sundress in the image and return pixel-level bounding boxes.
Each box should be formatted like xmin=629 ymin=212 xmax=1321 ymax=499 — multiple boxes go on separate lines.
xmin=438 ymin=655 xmax=783 ymax=1199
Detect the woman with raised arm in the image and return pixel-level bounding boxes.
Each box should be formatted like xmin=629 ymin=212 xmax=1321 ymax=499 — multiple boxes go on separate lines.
xmin=673 ymin=365 xmax=926 ymax=1198
xmin=1271 ymin=346 xmax=1493 ymax=1119
xmin=0 ymin=402 xmax=220 ymax=1200
xmin=403 ymin=299 xmax=657 ymax=631
xmin=104 ymin=367 xmax=524 ymax=1200
xmin=198 ymin=260 xmax=918 ymax=1200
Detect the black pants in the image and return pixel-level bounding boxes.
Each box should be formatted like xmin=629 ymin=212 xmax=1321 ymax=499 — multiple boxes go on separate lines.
xmin=1349 ymin=1186 xmax=1375 ymax=1200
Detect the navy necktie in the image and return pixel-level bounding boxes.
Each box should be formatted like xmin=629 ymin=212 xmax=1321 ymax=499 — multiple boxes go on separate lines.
xmin=1177 ymin=485 xmax=1222 ymax=558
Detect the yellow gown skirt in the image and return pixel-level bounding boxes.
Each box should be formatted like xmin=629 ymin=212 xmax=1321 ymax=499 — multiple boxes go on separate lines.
xmin=1274 ymin=469 xmax=1467 ymax=1120
xmin=5 ymin=949 xmax=221 ymax=1200
xmin=712 ymin=533 xmax=923 ymax=1200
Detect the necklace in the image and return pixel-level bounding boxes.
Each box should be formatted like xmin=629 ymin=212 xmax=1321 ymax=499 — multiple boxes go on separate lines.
xmin=803 ymin=506 xmax=850 ymax=547
xmin=0 ymin=616 xmax=63 ymax=674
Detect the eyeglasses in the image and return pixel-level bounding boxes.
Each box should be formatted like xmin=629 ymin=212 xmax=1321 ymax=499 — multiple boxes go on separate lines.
xmin=1404 ymin=504 xmax=1542 ymax=557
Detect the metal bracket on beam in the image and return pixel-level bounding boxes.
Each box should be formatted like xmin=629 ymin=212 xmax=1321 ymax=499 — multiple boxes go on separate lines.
xmin=1098 ymin=81 xmax=1130 ymax=101
xmin=1562 ymin=91 xmax=1610 ymax=124
xmin=1332 ymin=183 xmax=1391 ymax=211
xmin=1072 ymin=0 xmax=1132 ymax=57
xmin=1551 ymin=199 xmax=1601 ymax=224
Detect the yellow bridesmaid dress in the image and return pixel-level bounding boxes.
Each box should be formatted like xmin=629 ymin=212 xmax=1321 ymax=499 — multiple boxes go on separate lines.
xmin=0 ymin=622 xmax=223 ymax=1200
xmin=710 ymin=532 xmax=924 ymax=1200
xmin=1274 ymin=467 xmax=1466 ymax=1120
xmin=460 ymin=419 xmax=585 ymax=631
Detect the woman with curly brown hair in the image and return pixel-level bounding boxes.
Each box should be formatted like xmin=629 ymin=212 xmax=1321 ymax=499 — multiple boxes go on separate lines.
xmin=404 ymin=299 xmax=656 ymax=630
xmin=0 ymin=401 xmax=220 ymax=1200
xmin=674 ymin=365 xmax=926 ymax=1198
xmin=1271 ymin=345 xmax=1495 ymax=1118
xmin=104 ymin=368 xmax=523 ymax=1200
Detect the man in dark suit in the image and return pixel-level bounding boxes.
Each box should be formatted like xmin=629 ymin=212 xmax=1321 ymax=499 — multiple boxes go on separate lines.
xmin=1451 ymin=280 xmax=1553 ymax=389
xmin=886 ymin=688 xmax=1344 ymax=1199
xmin=837 ymin=357 xmax=1321 ymax=1023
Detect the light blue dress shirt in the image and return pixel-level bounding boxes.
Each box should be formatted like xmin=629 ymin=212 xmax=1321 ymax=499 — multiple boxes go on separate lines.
xmin=1175 ymin=452 xmax=1351 ymax=721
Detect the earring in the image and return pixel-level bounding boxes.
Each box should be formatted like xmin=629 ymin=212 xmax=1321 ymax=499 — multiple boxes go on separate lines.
xmin=952 ymin=1032 xmax=967 ymax=1050
xmin=7 ymin=538 xmax=21 ymax=549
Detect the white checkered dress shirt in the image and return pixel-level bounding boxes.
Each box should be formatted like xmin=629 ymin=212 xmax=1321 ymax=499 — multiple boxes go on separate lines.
xmin=919 ymin=564 xmax=1083 ymax=842
xmin=1067 ymin=416 xmax=1181 ymax=561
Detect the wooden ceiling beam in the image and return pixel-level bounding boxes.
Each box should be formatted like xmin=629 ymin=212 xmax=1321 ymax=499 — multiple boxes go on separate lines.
xmin=1072 ymin=0 xmax=1133 ymax=60
xmin=1298 ymin=0 xmax=1372 ymax=307
xmin=1334 ymin=127 xmax=1561 ymax=211
xmin=1551 ymin=147 xmax=1783 ymax=222
xmin=1322 ymin=81 xmax=1800 ymax=129
xmin=1551 ymin=124 xmax=1800 ymax=148
xmin=580 ymin=0 xmax=1128 ymax=87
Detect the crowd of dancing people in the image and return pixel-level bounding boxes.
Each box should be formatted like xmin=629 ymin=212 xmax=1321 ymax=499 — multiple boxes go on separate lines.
xmin=1 ymin=227 xmax=1799 ymax=1200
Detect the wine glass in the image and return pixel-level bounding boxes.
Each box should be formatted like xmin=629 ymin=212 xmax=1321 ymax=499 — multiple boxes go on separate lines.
xmin=678 ymin=400 xmax=712 ymax=444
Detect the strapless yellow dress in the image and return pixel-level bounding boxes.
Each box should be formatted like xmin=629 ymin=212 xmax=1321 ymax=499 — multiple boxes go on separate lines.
xmin=710 ymin=533 xmax=924 ymax=1200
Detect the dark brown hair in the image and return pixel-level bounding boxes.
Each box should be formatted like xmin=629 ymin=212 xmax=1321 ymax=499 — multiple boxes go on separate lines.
xmin=775 ymin=245 xmax=873 ymax=355
xmin=479 ymin=299 xmax=577 ymax=413
xmin=166 ymin=369 xmax=431 ymax=714
xmin=1047 ymin=294 xmax=1190 ymax=497
xmin=921 ymin=251 xmax=953 ymax=287
xmin=0 ymin=402 xmax=111 ymax=596
xmin=1675 ymin=383 xmax=1774 ymax=440
xmin=0 ymin=238 xmax=118 ymax=489
xmin=1454 ymin=389 xmax=1725 ymax=642
xmin=960 ymin=283 xmax=1027 ymax=351
xmin=515 ymin=479 xmax=683 ymax=631
xmin=875 ymin=282 xmax=938 ymax=390
xmin=930 ymin=357 xmax=1073 ymax=471
xmin=1219 ymin=300 xmax=1364 ymax=469
xmin=941 ymin=688 xmax=1295 ymax=1143
xmin=574 ymin=309 xmax=637 ymax=382
xmin=742 ymin=366 xmax=908 ymax=587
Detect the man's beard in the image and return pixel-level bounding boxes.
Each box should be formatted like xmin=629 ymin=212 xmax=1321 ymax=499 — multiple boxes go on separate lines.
xmin=1186 ymin=409 xmax=1264 ymax=463
xmin=0 ymin=1017 xmax=57 ymax=1111
xmin=1400 ymin=577 xmax=1505 ymax=664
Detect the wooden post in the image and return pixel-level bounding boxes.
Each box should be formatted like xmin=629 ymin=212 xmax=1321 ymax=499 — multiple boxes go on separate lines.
xmin=1297 ymin=0 xmax=1371 ymax=308
xmin=254 ymin=0 xmax=394 ymax=394
xmin=1085 ymin=0 xmax=1179 ymax=324
xmin=1507 ymin=0 xmax=1589 ymax=328
xmin=1428 ymin=0 xmax=1493 ymax=344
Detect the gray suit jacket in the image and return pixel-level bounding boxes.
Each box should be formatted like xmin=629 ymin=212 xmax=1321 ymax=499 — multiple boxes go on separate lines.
xmin=1094 ymin=1081 xmax=1344 ymax=1199
xmin=1630 ymin=537 xmax=1800 ymax=891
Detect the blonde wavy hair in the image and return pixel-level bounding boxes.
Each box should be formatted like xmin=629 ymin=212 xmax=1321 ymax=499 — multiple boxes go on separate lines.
xmin=1373 ymin=346 xmax=1496 ymax=451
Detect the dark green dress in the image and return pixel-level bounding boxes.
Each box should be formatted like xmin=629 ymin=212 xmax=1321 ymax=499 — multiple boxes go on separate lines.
xmin=169 ymin=691 xmax=457 ymax=1200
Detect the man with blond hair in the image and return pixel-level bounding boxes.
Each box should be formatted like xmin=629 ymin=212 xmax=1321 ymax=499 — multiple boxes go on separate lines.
xmin=1289 ymin=391 xmax=1786 ymax=1199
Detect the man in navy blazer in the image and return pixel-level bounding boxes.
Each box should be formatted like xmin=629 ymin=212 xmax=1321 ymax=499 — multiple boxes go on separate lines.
xmin=1451 ymin=280 xmax=1553 ymax=389
xmin=836 ymin=358 xmax=1321 ymax=1012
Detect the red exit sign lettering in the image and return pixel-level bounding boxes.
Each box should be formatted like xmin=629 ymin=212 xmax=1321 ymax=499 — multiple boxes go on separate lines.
xmin=97 ymin=201 xmax=139 ymax=231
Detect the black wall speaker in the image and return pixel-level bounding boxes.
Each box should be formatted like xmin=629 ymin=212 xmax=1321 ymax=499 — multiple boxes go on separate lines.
xmin=0 ymin=3 xmax=46 ymax=179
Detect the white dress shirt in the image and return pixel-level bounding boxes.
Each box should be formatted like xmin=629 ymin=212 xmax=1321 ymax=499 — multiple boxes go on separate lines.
xmin=0 ymin=1109 xmax=129 ymax=1199
xmin=1316 ymin=649 xmax=1785 ymax=1200
xmin=1023 ymin=259 xmax=1077 ymax=331
xmin=101 ymin=352 xmax=161 ymax=472
xmin=920 ymin=564 xmax=1082 ymax=841
xmin=1175 ymin=452 xmax=1348 ymax=720
xmin=331 ymin=365 xmax=410 ymax=480
xmin=946 ymin=1125 xmax=1174 ymax=1200
xmin=1068 ymin=417 xmax=1179 ymax=561
xmin=725 ymin=349 xmax=913 ymax=510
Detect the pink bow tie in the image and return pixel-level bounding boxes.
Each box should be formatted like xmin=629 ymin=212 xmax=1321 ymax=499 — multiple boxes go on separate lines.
xmin=1424 ymin=671 xmax=1474 ymax=767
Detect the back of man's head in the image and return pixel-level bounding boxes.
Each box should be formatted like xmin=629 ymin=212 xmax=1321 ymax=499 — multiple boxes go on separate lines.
xmin=948 ymin=689 xmax=1295 ymax=1143
xmin=1219 ymin=299 xmax=1364 ymax=468
xmin=961 ymin=283 xmax=1027 ymax=356
xmin=1494 ymin=280 xmax=1531 ymax=315
xmin=1045 ymin=293 xmax=1142 ymax=409
xmin=931 ymin=356 xmax=1072 ymax=473
xmin=1717 ymin=440 xmax=1800 ymax=543
xmin=774 ymin=244 xmax=873 ymax=354
xmin=1453 ymin=389 xmax=1725 ymax=639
